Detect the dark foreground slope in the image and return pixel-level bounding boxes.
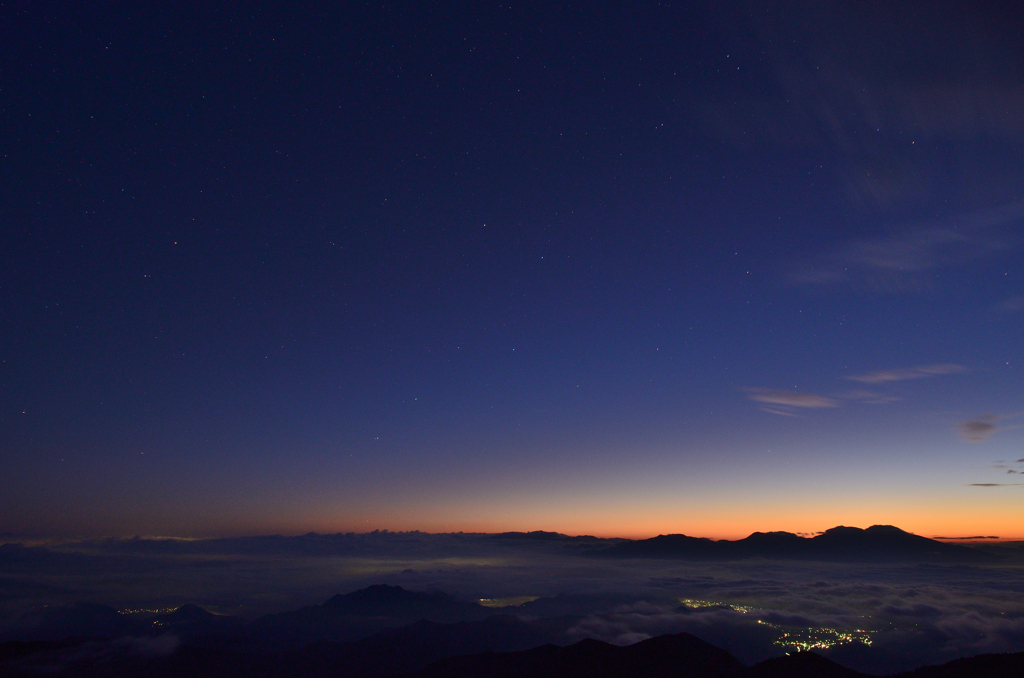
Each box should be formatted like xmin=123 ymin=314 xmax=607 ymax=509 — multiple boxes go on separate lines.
xmin=0 ymin=613 xmax=567 ymax=678
xmin=419 ymin=638 xmax=1024 ymax=678
xmin=417 ymin=633 xmax=745 ymax=678
xmin=3 ymin=626 xmax=1024 ymax=678
xmin=893 ymin=652 xmax=1024 ymax=678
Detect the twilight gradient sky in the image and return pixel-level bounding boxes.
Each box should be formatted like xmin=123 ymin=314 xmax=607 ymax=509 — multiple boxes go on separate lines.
xmin=2 ymin=2 xmax=1023 ymax=539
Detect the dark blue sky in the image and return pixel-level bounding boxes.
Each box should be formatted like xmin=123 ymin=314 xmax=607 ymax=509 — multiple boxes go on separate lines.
xmin=2 ymin=1 xmax=1022 ymax=538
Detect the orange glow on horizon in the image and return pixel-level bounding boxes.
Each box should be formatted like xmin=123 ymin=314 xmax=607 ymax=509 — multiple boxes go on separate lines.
xmin=230 ymin=508 xmax=1024 ymax=543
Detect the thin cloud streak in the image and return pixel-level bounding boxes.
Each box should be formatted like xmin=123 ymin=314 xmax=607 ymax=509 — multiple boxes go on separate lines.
xmin=959 ymin=415 xmax=999 ymax=442
xmin=845 ymin=223 xmax=1014 ymax=273
xmin=842 ymin=390 xmax=902 ymax=404
xmin=759 ymin=406 xmax=799 ymax=417
xmin=995 ymin=296 xmax=1024 ymax=313
xmin=744 ymin=388 xmax=839 ymax=409
xmin=969 ymin=483 xmax=1023 ymax=487
xmin=847 ymin=364 xmax=967 ymax=384
xmin=790 ymin=202 xmax=1024 ymax=291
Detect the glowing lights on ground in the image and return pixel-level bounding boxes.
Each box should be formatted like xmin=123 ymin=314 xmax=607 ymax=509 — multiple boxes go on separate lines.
xmin=680 ymin=598 xmax=754 ymax=613
xmin=478 ymin=596 xmax=539 ymax=608
xmin=681 ymin=598 xmax=872 ymax=651
xmin=117 ymin=606 xmax=179 ymax=615
xmin=758 ymin=620 xmax=873 ymax=650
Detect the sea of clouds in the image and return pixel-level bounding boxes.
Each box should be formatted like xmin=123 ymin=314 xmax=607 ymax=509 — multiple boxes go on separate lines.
xmin=2 ymin=533 xmax=1023 ymax=674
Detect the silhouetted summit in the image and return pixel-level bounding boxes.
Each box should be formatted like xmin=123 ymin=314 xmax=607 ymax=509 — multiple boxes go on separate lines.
xmin=734 ymin=531 xmax=810 ymax=559
xmin=162 ymin=604 xmax=215 ymax=622
xmin=810 ymin=525 xmax=968 ymax=561
xmin=246 ymin=585 xmax=489 ymax=648
xmin=415 ymin=634 xmax=1024 ymax=678
xmin=322 ymin=584 xmax=462 ymax=614
xmin=417 ymin=632 xmax=744 ymax=678
xmin=154 ymin=603 xmax=244 ymax=637
xmin=749 ymin=650 xmax=869 ymax=677
xmin=609 ymin=534 xmax=720 ymax=559
xmin=32 ymin=603 xmax=141 ymax=641
xmin=606 ymin=525 xmax=989 ymax=562
xmin=3 ymin=612 xmax=1024 ymax=678
xmin=896 ymin=652 xmax=1024 ymax=678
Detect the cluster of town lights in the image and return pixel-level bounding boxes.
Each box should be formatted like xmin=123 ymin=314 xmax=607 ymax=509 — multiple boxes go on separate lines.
xmin=680 ymin=599 xmax=873 ymax=651
xmin=117 ymin=597 xmax=874 ymax=652
xmin=680 ymin=598 xmax=754 ymax=613
xmin=117 ymin=606 xmax=179 ymax=615
xmin=758 ymin=620 xmax=873 ymax=650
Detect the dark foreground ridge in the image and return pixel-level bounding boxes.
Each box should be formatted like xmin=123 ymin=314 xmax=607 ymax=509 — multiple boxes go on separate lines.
xmin=417 ymin=633 xmax=746 ymax=678
xmin=605 ymin=525 xmax=992 ymax=562
xmin=2 ymin=585 xmax=1023 ymax=678
xmin=3 ymin=625 xmax=1023 ymax=678
xmin=421 ymin=637 xmax=1024 ymax=678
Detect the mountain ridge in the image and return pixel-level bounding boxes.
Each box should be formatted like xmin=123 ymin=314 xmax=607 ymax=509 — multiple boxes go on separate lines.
xmin=606 ymin=525 xmax=992 ymax=562
xmin=4 ymin=588 xmax=1024 ymax=678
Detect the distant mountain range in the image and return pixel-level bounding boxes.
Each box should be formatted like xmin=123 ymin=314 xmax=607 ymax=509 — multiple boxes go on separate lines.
xmin=8 ymin=525 xmax=1002 ymax=565
xmin=8 ymin=526 xmax=988 ymax=645
xmin=604 ymin=525 xmax=992 ymax=562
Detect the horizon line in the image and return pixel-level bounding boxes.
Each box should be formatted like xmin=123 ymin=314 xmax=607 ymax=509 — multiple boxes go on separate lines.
xmin=5 ymin=525 xmax=1024 ymax=544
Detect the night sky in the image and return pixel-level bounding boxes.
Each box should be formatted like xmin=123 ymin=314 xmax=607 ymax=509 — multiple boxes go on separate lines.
xmin=3 ymin=1 xmax=1023 ymax=539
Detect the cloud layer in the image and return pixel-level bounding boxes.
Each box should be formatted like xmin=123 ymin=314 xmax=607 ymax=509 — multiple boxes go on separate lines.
xmin=744 ymin=389 xmax=838 ymax=409
xmin=790 ymin=203 xmax=1024 ymax=292
xmin=3 ymin=534 xmax=1024 ymax=675
xmin=847 ymin=364 xmax=968 ymax=384
xmin=960 ymin=416 xmax=999 ymax=442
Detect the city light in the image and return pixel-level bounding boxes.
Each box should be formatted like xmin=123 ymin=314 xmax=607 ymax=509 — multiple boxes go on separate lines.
xmin=680 ymin=598 xmax=754 ymax=613
xmin=117 ymin=607 xmax=179 ymax=615
xmin=758 ymin=620 xmax=873 ymax=650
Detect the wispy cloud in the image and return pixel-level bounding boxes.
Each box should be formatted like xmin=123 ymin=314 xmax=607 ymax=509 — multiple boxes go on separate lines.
xmin=989 ymin=458 xmax=1024 ymax=473
xmin=959 ymin=415 xmax=999 ymax=442
xmin=843 ymin=225 xmax=1011 ymax=272
xmin=790 ymin=203 xmax=1024 ymax=291
xmin=842 ymin=390 xmax=902 ymax=404
xmin=969 ymin=483 xmax=1023 ymax=487
xmin=744 ymin=389 xmax=838 ymax=416
xmin=758 ymin=406 xmax=798 ymax=417
xmin=995 ymin=296 xmax=1024 ymax=313
xmin=847 ymin=363 xmax=967 ymax=384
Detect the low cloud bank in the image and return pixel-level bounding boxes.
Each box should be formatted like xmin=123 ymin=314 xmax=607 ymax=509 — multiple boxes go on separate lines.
xmin=2 ymin=534 xmax=1023 ymax=675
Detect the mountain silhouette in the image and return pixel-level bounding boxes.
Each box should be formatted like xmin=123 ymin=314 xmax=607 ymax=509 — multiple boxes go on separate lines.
xmin=153 ymin=604 xmax=244 ymax=638
xmin=244 ymin=585 xmax=490 ymax=648
xmin=416 ymin=639 xmax=1024 ymax=678
xmin=416 ymin=632 xmax=745 ymax=678
xmin=733 ymin=531 xmax=812 ymax=559
xmin=0 ymin=612 xmax=566 ymax=677
xmin=3 ymin=611 xmax=1023 ymax=678
xmin=606 ymin=525 xmax=990 ymax=562
xmin=292 ymin=615 xmax=565 ymax=677
xmin=28 ymin=603 xmax=143 ymax=641
xmin=894 ymin=651 xmax=1024 ymax=678
xmin=320 ymin=584 xmax=471 ymax=616
xmin=749 ymin=650 xmax=869 ymax=677
xmin=159 ymin=604 xmax=215 ymax=623
xmin=610 ymin=534 xmax=722 ymax=560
